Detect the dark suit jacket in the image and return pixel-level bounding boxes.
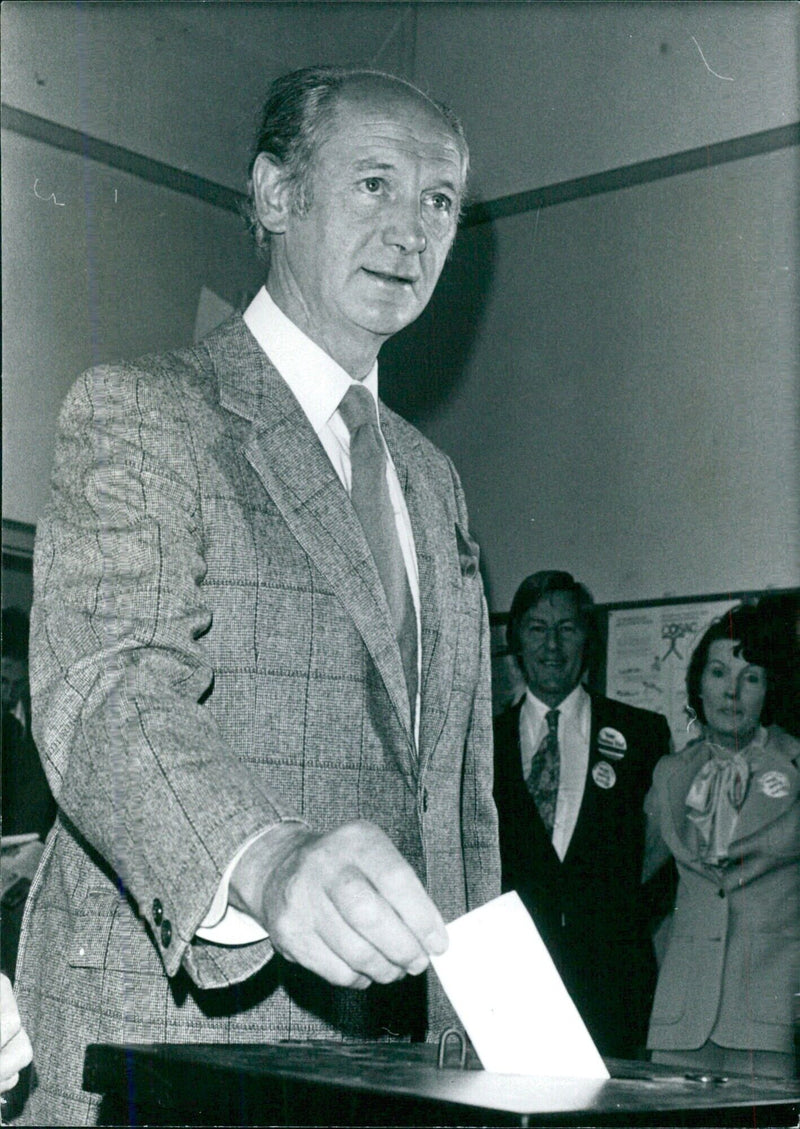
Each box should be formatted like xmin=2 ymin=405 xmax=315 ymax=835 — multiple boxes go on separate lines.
xmin=493 ymin=691 xmax=670 ymax=1057
xmin=18 ymin=316 xmax=500 ymax=1125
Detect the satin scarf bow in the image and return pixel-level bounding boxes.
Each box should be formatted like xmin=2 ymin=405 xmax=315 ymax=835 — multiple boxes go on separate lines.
xmin=685 ymin=747 xmax=750 ymax=865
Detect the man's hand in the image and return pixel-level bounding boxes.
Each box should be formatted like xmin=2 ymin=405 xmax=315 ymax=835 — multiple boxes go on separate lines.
xmin=230 ymin=820 xmax=448 ymax=989
xmin=0 ymin=973 xmax=33 ymax=1095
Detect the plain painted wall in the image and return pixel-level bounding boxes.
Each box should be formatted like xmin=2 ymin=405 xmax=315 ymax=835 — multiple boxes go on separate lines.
xmin=1 ymin=130 xmax=265 ymax=527
xmin=3 ymin=132 xmax=797 ymax=609
xmin=381 ymin=147 xmax=799 ymax=607
xmin=4 ymin=3 xmax=797 ymax=200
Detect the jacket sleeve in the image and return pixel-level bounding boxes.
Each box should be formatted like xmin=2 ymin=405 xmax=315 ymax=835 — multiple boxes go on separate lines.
xmin=642 ymin=752 xmax=672 ymax=883
xmin=29 ymin=362 xmax=298 ymax=987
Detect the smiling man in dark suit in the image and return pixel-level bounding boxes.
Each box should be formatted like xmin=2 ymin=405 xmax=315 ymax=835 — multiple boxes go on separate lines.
xmin=17 ymin=66 xmax=499 ymax=1124
xmin=493 ymin=570 xmax=671 ymax=1059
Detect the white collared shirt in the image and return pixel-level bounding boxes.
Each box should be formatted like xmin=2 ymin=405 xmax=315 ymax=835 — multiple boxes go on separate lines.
xmin=197 ymin=287 xmax=421 ymax=945
xmin=519 ymin=682 xmax=591 ymax=861
xmin=243 ymin=287 xmax=421 ymax=633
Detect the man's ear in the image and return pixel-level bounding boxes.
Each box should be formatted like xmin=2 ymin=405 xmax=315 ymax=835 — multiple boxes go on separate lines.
xmin=251 ymin=153 xmax=293 ymax=234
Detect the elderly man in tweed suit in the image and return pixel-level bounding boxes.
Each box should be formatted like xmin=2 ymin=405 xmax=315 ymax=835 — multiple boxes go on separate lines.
xmin=16 ymin=67 xmax=500 ymax=1124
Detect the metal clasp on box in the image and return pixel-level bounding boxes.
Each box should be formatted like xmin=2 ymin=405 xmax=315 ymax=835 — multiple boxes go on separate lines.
xmin=437 ymin=1027 xmax=467 ymax=1070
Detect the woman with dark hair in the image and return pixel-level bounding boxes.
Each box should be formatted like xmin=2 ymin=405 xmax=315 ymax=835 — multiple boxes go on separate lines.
xmin=644 ymin=604 xmax=800 ymax=1078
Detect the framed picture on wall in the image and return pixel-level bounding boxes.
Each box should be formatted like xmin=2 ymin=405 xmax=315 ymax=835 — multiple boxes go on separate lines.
xmin=600 ymin=588 xmax=800 ymax=748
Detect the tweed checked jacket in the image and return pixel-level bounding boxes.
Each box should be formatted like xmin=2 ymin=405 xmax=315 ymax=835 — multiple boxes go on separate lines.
xmin=17 ymin=315 xmax=500 ymax=1125
xmin=645 ymin=726 xmax=800 ymax=1057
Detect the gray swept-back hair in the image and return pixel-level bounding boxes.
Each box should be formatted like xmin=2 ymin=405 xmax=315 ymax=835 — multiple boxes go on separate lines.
xmin=242 ymin=65 xmax=469 ymax=261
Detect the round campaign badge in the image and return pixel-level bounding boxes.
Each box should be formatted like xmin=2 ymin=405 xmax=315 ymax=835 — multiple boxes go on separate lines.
xmin=757 ymin=771 xmax=790 ymax=799
xmin=597 ymin=727 xmax=627 ymax=760
xmin=592 ymin=761 xmax=616 ymax=789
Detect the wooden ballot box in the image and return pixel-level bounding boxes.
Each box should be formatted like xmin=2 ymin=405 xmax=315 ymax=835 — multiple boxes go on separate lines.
xmin=83 ymin=1040 xmax=800 ymax=1127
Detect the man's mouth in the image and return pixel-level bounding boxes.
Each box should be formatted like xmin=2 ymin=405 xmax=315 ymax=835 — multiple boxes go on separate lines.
xmin=362 ymin=268 xmax=417 ymax=287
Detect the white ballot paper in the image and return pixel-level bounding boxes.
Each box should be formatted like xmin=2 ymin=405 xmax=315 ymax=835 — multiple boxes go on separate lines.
xmin=431 ymin=892 xmax=610 ymax=1078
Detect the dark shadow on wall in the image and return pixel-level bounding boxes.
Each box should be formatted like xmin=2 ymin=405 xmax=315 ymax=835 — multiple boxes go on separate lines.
xmin=378 ymin=220 xmax=496 ymax=425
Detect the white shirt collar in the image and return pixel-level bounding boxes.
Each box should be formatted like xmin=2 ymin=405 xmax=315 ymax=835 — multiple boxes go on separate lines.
xmin=243 ymin=286 xmax=379 ymax=434
xmin=524 ymin=682 xmax=591 ymax=737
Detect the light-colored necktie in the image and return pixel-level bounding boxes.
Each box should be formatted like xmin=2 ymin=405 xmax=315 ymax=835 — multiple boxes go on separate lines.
xmin=526 ymin=709 xmax=561 ymax=835
xmin=338 ymin=384 xmax=417 ymax=724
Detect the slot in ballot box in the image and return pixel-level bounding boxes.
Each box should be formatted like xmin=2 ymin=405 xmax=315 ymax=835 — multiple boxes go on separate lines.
xmin=83 ymin=1040 xmax=800 ymax=1127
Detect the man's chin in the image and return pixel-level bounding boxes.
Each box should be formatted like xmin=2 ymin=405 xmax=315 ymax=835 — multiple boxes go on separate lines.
xmin=366 ymin=309 xmax=423 ymax=339
xmin=531 ymin=677 xmax=571 ymax=698
xmin=352 ymin=290 xmax=426 ymax=336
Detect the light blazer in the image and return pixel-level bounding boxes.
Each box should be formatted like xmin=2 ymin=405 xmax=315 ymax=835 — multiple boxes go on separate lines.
xmin=493 ymin=692 xmax=670 ymax=1057
xmin=18 ymin=316 xmax=500 ymax=1125
xmin=646 ymin=726 xmax=800 ymax=1056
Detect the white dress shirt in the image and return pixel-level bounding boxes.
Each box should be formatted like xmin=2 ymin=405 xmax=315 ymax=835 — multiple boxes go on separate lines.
xmin=197 ymin=287 xmax=421 ymax=944
xmin=519 ymin=682 xmax=591 ymax=861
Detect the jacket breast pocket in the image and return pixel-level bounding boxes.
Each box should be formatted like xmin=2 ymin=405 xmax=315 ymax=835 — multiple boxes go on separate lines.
xmin=450 ymin=524 xmax=485 ymax=693
xmin=455 ymin=522 xmax=480 ymax=578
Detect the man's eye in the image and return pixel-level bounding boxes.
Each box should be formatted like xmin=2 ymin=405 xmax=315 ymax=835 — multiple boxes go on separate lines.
xmin=362 ymin=177 xmax=383 ymax=194
xmin=428 ymin=193 xmax=453 ymax=213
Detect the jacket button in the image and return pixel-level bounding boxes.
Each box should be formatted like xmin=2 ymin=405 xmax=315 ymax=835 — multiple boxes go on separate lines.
xmin=152 ymin=898 xmax=164 ymax=925
xmin=160 ymin=919 xmax=172 ymax=948
xmin=718 ymin=889 xmax=725 ymax=898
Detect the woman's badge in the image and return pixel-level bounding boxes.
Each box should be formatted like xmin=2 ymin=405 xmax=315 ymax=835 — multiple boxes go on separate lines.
xmin=757 ymin=771 xmax=790 ymax=799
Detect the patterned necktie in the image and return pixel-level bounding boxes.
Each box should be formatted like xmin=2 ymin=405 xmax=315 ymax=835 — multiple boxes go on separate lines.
xmin=526 ymin=709 xmax=561 ymax=835
xmin=338 ymin=384 xmax=418 ymax=724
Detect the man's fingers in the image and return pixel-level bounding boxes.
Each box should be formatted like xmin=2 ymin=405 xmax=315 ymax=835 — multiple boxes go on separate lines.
xmin=255 ymin=820 xmax=448 ymax=987
xmin=273 ymin=884 xmax=409 ymax=985
xmin=272 ymin=927 xmax=372 ymax=990
xmin=349 ymin=834 xmax=449 ymax=957
xmin=0 ymin=1028 xmax=33 ymax=1093
xmin=0 ymin=972 xmax=32 ymax=1093
xmin=0 ymin=1070 xmax=20 ymax=1095
xmin=318 ymin=886 xmax=421 ymax=981
xmin=327 ymin=868 xmax=434 ymax=973
xmin=0 ymin=975 xmax=20 ymax=1044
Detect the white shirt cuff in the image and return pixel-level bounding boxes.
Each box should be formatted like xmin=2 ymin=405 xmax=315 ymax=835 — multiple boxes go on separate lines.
xmin=195 ymin=821 xmax=306 ymax=947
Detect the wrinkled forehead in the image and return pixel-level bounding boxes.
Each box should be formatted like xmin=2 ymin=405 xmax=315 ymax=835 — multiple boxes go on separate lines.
xmin=324 ymin=79 xmax=468 ymax=182
xmin=524 ymin=592 xmax=583 ymax=623
xmin=706 ymin=637 xmax=747 ymax=664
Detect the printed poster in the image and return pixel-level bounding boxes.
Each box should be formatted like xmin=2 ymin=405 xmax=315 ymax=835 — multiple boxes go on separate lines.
xmin=605 ymin=598 xmax=739 ymax=748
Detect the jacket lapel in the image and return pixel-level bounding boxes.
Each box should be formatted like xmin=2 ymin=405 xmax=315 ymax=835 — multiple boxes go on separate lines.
xmin=662 ymin=741 xmax=709 ymax=850
xmin=207 ymin=317 xmax=415 ymax=756
xmin=730 ymin=734 xmax=799 ymax=844
xmin=380 ymin=409 xmax=458 ymax=774
xmin=562 ymin=695 xmax=601 ymax=865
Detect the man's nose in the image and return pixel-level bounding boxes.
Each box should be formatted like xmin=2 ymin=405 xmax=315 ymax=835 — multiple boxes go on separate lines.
xmin=382 ymin=202 xmax=427 ymax=254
